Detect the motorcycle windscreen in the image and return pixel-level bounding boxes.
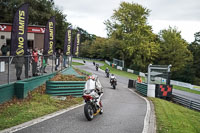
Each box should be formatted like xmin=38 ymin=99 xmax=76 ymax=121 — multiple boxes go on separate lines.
xmin=84 ymin=79 xmax=96 ymax=91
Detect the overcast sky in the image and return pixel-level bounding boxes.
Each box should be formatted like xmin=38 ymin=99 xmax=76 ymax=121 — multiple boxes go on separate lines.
xmin=54 ymin=0 xmax=200 ymax=43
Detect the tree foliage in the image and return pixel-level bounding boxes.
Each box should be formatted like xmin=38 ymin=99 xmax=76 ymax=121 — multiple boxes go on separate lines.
xmin=188 ymin=31 xmax=200 ymax=84
xmin=158 ymin=27 xmax=192 ymax=72
xmin=105 ymin=2 xmax=160 ymax=71
xmin=80 ymin=2 xmax=199 ymax=85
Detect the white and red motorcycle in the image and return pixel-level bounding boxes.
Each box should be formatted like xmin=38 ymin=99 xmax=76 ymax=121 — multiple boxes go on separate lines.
xmin=83 ymin=75 xmax=103 ymax=121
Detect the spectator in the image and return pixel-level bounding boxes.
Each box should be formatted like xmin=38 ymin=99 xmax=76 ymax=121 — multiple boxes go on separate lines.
xmin=32 ymin=47 xmax=38 ymax=76
xmin=24 ymin=49 xmax=31 ymax=78
xmin=55 ymin=49 xmax=61 ymax=71
xmin=1 ymin=43 xmax=8 ymax=56
xmin=137 ymin=76 xmax=142 ymax=83
xmin=43 ymin=54 xmax=48 ymax=73
xmin=37 ymin=49 xmax=43 ymax=74
xmin=15 ymin=56 xmax=24 ymax=80
xmin=63 ymin=54 xmax=67 ymax=68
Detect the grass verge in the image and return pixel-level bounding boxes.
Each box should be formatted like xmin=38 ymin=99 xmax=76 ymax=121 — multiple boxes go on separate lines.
xmin=72 ymin=62 xmax=84 ymax=65
xmin=99 ymin=63 xmax=138 ymax=80
xmin=0 ymin=85 xmax=83 ymax=131
xmin=173 ymin=85 xmax=200 ymax=95
xmin=150 ymin=98 xmax=200 ymax=133
xmin=75 ymin=68 xmax=92 ymax=76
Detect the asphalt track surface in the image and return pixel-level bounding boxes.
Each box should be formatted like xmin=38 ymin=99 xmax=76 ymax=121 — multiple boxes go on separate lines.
xmin=15 ymin=60 xmax=147 ymax=133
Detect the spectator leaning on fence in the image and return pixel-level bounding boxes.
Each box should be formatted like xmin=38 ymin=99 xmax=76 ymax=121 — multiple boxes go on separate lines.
xmin=32 ymin=47 xmax=38 ymax=76
xmin=15 ymin=56 xmax=24 ymax=80
xmin=137 ymin=76 xmax=142 ymax=83
xmin=55 ymin=49 xmax=61 ymax=71
xmin=1 ymin=43 xmax=8 ymax=56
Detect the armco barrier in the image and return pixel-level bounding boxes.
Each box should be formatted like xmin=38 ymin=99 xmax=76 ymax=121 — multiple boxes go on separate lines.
xmin=136 ymin=82 xmax=148 ymax=96
xmin=0 ymin=83 xmax=15 ymax=104
xmin=46 ymin=81 xmax=86 ymax=97
xmin=172 ymin=94 xmax=200 ymax=111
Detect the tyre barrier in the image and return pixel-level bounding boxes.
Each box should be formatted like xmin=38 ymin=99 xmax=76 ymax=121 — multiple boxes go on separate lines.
xmin=136 ymin=82 xmax=148 ymax=96
xmin=46 ymin=81 xmax=86 ymax=97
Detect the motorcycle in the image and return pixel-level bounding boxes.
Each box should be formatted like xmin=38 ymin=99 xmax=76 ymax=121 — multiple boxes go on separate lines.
xmin=110 ymin=77 xmax=117 ymax=89
xmin=106 ymin=71 xmax=109 ymax=78
xmin=96 ymin=64 xmax=99 ymax=71
xmin=83 ymin=79 xmax=103 ymax=121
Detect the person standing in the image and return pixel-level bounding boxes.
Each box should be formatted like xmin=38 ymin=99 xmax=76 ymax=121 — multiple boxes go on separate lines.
xmin=32 ymin=47 xmax=38 ymax=76
xmin=55 ymin=49 xmax=61 ymax=71
xmin=24 ymin=49 xmax=31 ymax=78
xmin=1 ymin=43 xmax=8 ymax=56
xmin=15 ymin=56 xmax=24 ymax=80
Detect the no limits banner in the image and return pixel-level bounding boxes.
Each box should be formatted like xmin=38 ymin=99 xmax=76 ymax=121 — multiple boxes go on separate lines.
xmin=63 ymin=28 xmax=72 ymax=56
xmin=73 ymin=31 xmax=81 ymax=57
xmin=10 ymin=3 xmax=29 ymax=56
xmin=43 ymin=17 xmax=56 ymax=55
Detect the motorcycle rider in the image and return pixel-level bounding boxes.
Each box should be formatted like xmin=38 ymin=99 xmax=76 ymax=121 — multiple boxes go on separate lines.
xmin=96 ymin=64 xmax=99 ymax=71
xmin=85 ymin=75 xmax=103 ymax=107
xmin=110 ymin=74 xmax=117 ymax=85
xmin=105 ymin=67 xmax=109 ymax=73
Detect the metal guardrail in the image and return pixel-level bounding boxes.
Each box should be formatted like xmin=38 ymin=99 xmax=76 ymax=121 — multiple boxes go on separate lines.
xmin=172 ymin=94 xmax=200 ymax=111
xmin=0 ymin=55 xmax=69 ymax=85
xmin=46 ymin=81 xmax=86 ymax=97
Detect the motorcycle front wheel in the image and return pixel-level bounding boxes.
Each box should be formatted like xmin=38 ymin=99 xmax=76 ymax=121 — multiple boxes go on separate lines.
xmin=84 ymin=103 xmax=94 ymax=121
xmin=113 ymin=84 xmax=116 ymax=89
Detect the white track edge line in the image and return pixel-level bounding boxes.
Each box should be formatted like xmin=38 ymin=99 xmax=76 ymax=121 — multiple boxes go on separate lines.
xmin=129 ymin=89 xmax=150 ymax=133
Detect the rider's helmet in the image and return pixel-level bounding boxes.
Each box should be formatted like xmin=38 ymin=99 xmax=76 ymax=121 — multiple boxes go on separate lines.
xmin=88 ymin=75 xmax=95 ymax=80
xmin=111 ymin=74 xmax=114 ymax=76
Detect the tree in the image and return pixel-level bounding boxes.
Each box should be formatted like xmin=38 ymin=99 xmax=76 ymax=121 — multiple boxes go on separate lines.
xmin=104 ymin=2 xmax=159 ymax=71
xmin=188 ymin=31 xmax=200 ymax=85
xmin=158 ymin=27 xmax=193 ymax=78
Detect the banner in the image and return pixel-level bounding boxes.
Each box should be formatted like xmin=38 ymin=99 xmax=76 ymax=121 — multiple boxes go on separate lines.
xmin=63 ymin=28 xmax=72 ymax=56
xmin=73 ymin=31 xmax=81 ymax=56
xmin=10 ymin=3 xmax=29 ymax=56
xmin=43 ymin=17 xmax=55 ymax=55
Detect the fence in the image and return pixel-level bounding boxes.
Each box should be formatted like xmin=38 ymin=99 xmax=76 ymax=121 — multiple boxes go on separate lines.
xmin=0 ymin=55 xmax=70 ymax=85
xmin=46 ymin=81 xmax=86 ymax=97
xmin=172 ymin=94 xmax=200 ymax=111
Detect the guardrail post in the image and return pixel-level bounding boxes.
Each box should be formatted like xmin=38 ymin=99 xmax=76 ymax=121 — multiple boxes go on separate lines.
xmin=8 ymin=56 xmax=10 ymax=84
xmin=190 ymin=101 xmax=192 ymax=109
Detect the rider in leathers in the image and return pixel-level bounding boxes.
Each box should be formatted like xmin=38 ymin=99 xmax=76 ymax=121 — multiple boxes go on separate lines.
xmin=85 ymin=75 xmax=103 ymax=109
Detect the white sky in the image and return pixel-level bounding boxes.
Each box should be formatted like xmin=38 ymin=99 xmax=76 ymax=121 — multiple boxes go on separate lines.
xmin=54 ymin=0 xmax=200 ymax=43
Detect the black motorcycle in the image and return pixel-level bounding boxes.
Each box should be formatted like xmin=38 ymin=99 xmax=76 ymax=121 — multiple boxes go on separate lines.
xmin=96 ymin=64 xmax=99 ymax=71
xmin=110 ymin=78 xmax=117 ymax=89
xmin=106 ymin=72 xmax=109 ymax=78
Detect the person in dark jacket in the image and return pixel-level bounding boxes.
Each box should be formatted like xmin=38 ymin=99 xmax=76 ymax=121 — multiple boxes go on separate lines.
xmin=55 ymin=49 xmax=61 ymax=71
xmin=1 ymin=43 xmax=8 ymax=56
xmin=32 ymin=47 xmax=38 ymax=76
xmin=15 ymin=56 xmax=24 ymax=80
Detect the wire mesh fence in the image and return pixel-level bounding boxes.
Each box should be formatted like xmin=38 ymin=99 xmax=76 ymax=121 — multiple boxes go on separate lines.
xmin=0 ymin=55 xmax=70 ymax=85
